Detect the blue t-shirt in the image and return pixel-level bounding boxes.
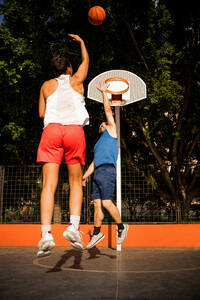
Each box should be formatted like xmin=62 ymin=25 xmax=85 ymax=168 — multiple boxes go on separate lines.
xmin=94 ymin=129 xmax=118 ymax=167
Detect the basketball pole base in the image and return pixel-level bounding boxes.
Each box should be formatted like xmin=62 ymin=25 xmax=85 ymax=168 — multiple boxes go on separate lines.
xmin=117 ymin=244 xmax=121 ymax=251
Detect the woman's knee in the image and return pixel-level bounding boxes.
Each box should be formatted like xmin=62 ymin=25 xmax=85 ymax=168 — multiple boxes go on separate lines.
xmin=42 ymin=175 xmax=58 ymax=194
xmin=42 ymin=181 xmax=57 ymax=195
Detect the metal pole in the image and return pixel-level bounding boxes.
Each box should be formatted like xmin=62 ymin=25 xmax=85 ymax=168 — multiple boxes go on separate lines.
xmin=115 ymin=106 xmax=121 ymax=251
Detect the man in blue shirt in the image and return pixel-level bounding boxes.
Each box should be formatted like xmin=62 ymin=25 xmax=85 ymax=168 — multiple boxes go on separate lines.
xmin=83 ymin=82 xmax=128 ymax=249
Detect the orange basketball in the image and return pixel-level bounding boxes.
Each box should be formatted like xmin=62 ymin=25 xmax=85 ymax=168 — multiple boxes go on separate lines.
xmin=88 ymin=6 xmax=106 ymax=26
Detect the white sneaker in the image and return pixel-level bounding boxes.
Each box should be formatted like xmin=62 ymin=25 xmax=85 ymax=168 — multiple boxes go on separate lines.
xmin=117 ymin=224 xmax=129 ymax=244
xmin=37 ymin=231 xmax=55 ymax=258
xmin=86 ymin=232 xmax=105 ymax=249
xmin=63 ymin=224 xmax=85 ymax=250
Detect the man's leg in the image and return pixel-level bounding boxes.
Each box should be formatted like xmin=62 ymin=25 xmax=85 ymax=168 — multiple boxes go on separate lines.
xmin=37 ymin=163 xmax=59 ymax=257
xmin=86 ymin=199 xmax=105 ymax=249
xmin=102 ymin=200 xmax=128 ymax=245
xmin=93 ymin=199 xmax=104 ymax=227
xmin=101 ymin=200 xmax=121 ymax=223
xmin=63 ymin=163 xmax=85 ymax=250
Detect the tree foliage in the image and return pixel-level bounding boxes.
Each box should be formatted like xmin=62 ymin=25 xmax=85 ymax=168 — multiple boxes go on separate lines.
xmin=0 ymin=0 xmax=200 ymax=219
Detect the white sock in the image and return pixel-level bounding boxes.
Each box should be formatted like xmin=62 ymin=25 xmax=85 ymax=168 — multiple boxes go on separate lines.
xmin=41 ymin=225 xmax=51 ymax=237
xmin=70 ymin=215 xmax=80 ymax=231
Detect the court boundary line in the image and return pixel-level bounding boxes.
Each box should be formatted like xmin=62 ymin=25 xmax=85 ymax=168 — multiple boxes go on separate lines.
xmin=32 ymin=257 xmax=200 ymax=274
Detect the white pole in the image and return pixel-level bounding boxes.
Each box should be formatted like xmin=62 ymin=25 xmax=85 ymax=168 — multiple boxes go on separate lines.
xmin=115 ymin=106 xmax=121 ymax=251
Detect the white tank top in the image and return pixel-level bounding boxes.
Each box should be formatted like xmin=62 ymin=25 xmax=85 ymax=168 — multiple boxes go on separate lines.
xmin=43 ymin=74 xmax=89 ymax=128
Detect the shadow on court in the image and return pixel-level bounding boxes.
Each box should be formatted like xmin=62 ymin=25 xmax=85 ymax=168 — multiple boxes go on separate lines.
xmin=46 ymin=247 xmax=116 ymax=272
xmin=1 ymin=246 xmax=200 ymax=300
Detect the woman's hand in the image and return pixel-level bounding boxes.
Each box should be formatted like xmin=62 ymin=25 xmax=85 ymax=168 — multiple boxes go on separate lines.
xmin=68 ymin=34 xmax=83 ymax=44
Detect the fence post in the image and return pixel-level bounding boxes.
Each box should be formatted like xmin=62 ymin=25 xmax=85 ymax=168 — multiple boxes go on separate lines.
xmin=0 ymin=166 xmax=5 ymax=224
xmin=176 ymin=206 xmax=181 ymax=224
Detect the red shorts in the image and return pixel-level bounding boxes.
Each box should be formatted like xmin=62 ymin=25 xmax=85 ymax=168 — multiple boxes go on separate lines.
xmin=37 ymin=123 xmax=86 ymax=165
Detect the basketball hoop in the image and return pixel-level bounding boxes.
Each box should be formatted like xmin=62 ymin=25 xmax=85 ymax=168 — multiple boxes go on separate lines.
xmin=105 ymin=77 xmax=129 ymax=105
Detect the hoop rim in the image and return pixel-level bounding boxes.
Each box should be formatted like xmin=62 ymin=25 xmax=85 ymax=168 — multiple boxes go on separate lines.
xmin=105 ymin=77 xmax=129 ymax=95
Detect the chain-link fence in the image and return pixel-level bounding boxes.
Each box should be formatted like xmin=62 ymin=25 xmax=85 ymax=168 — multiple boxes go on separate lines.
xmin=0 ymin=165 xmax=199 ymax=224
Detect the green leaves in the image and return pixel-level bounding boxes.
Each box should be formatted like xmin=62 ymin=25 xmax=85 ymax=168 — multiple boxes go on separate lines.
xmin=2 ymin=122 xmax=25 ymax=142
xmin=0 ymin=0 xmax=199 ymax=176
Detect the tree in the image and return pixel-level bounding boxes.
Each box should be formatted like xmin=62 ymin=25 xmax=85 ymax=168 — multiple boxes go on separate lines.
xmin=119 ymin=1 xmax=200 ymax=220
xmin=0 ymin=0 xmax=199 ymax=221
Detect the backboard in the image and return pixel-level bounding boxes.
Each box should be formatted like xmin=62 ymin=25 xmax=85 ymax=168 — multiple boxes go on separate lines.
xmin=87 ymin=70 xmax=146 ymax=106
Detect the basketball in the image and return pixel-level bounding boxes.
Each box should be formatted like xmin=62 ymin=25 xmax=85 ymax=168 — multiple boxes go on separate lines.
xmin=88 ymin=6 xmax=106 ymax=26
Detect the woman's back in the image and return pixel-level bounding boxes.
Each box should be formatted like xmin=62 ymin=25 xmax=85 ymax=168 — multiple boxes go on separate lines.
xmin=43 ymin=74 xmax=89 ymax=128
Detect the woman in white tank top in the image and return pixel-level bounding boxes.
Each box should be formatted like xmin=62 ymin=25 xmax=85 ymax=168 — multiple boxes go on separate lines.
xmin=36 ymin=34 xmax=89 ymax=257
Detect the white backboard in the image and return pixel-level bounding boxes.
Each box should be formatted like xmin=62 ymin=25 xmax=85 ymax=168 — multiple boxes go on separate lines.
xmin=87 ymin=70 xmax=146 ymax=106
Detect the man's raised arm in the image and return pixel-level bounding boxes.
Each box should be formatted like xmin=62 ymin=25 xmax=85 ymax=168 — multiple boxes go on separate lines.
xmin=97 ymin=82 xmax=116 ymax=127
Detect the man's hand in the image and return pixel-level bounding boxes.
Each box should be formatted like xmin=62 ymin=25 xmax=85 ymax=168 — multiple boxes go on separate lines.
xmin=97 ymin=82 xmax=109 ymax=93
xmin=82 ymin=176 xmax=87 ymax=186
xmin=82 ymin=161 xmax=94 ymax=186
xmin=68 ymin=34 xmax=83 ymax=44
